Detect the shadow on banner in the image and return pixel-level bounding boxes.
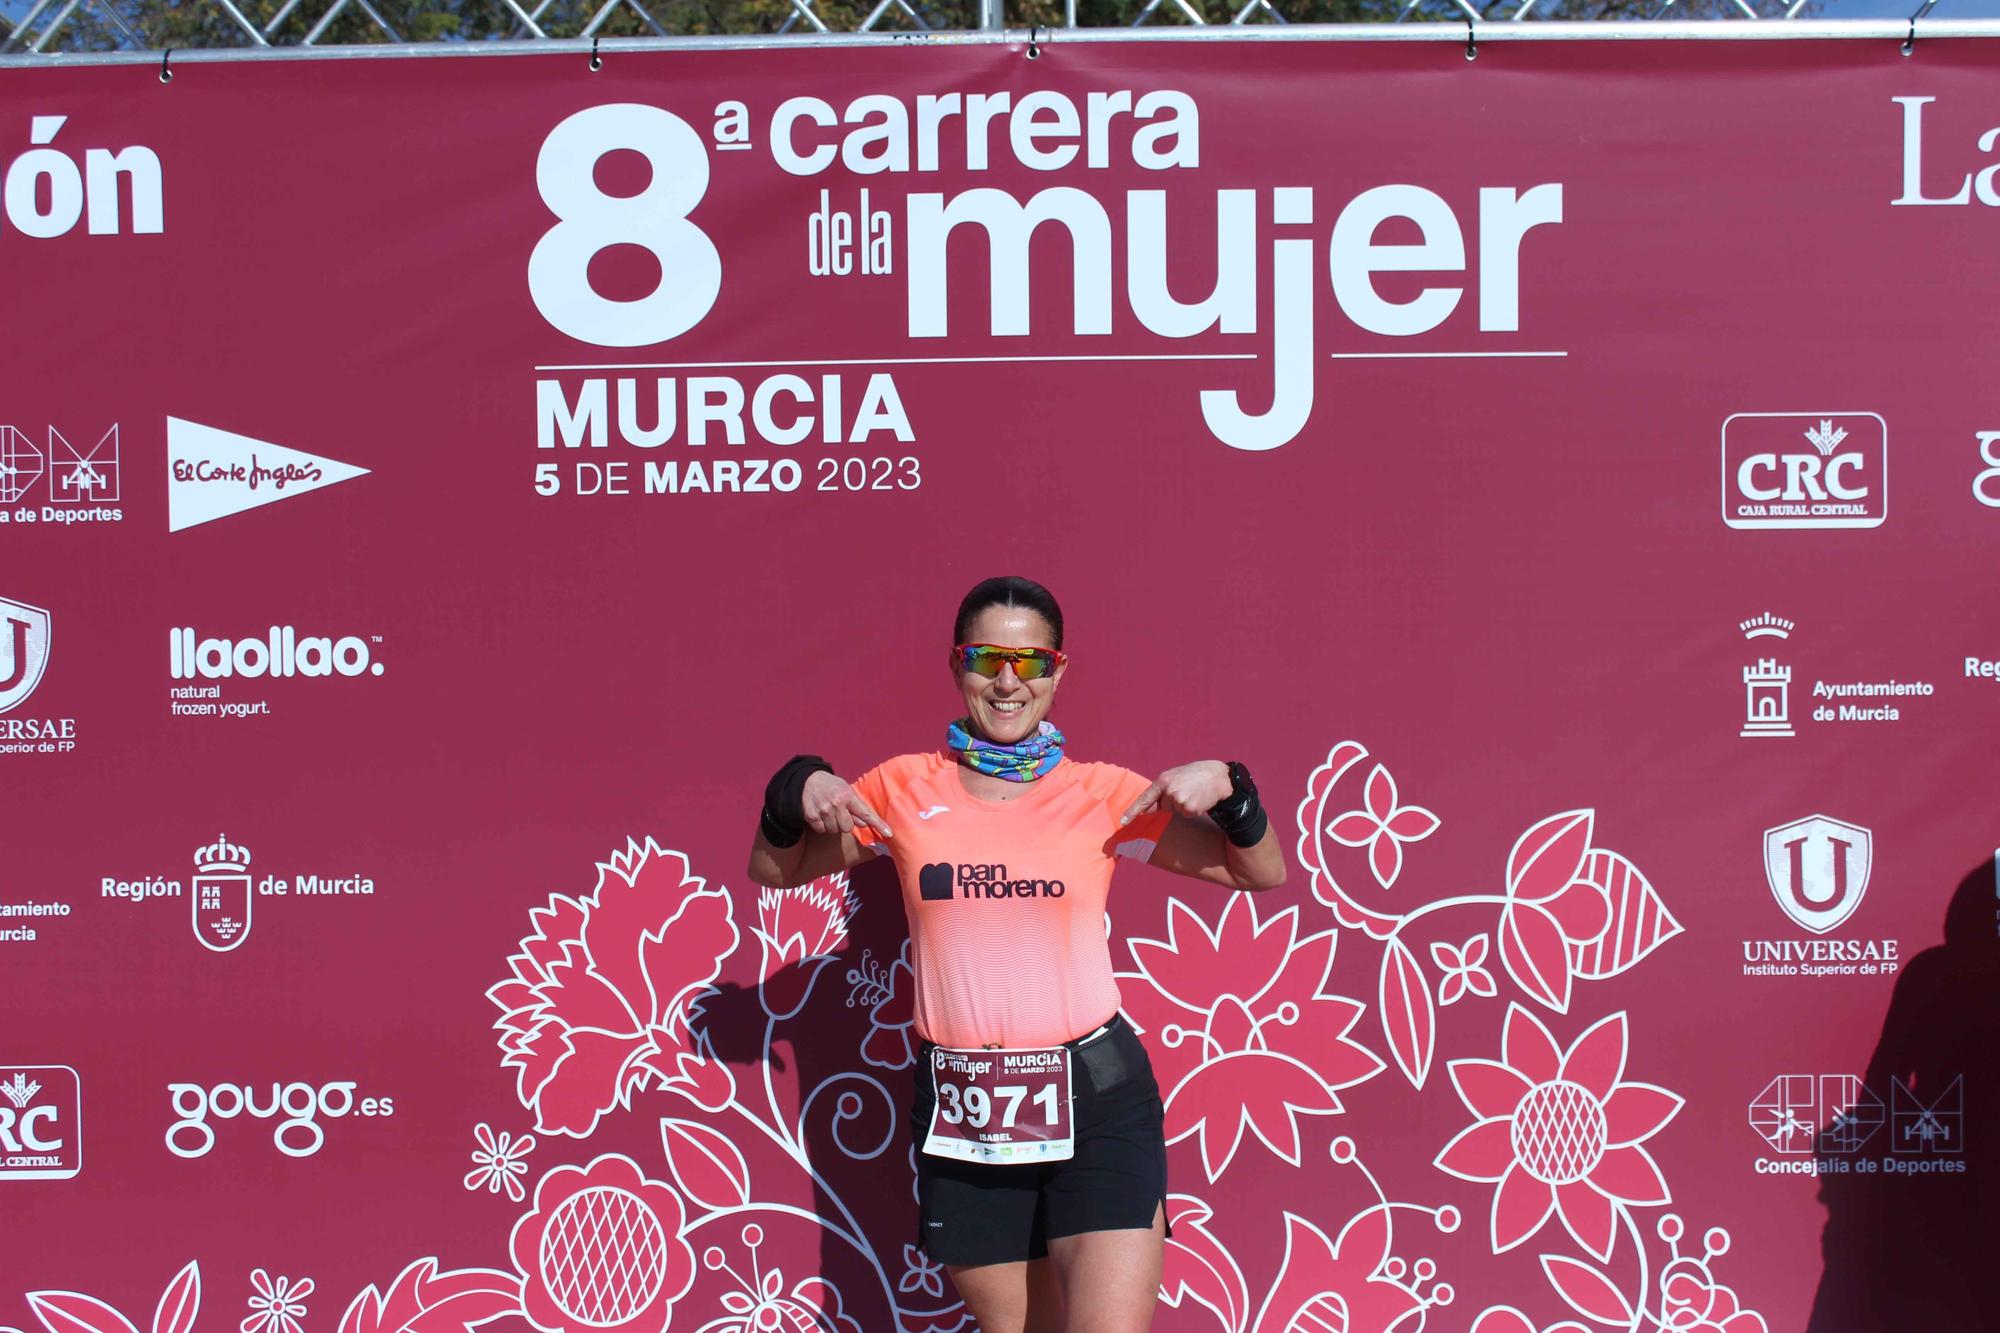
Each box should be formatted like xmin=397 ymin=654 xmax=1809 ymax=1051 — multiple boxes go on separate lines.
xmin=1805 ymin=859 xmax=1999 ymax=1331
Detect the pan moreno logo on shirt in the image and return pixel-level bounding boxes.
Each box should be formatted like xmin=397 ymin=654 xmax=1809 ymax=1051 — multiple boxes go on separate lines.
xmin=918 ymin=862 xmax=1066 ymax=903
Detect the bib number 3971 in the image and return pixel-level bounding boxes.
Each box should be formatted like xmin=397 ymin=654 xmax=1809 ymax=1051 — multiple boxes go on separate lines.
xmin=923 ymin=1047 xmax=1073 ymax=1164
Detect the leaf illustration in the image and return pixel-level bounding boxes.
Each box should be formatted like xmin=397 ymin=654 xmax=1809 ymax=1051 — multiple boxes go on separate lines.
xmin=659 ymin=1117 xmax=751 ymax=1210
xmin=26 ymin=1294 xmax=139 ymax=1333
xmin=1499 ymin=902 xmax=1572 ymax=1013
xmin=1569 ymin=850 xmax=1683 ymax=981
xmin=151 ymin=1264 xmax=199 ymax=1333
xmin=1540 ymin=1254 xmax=1636 ymax=1326
xmin=338 ymin=1259 xmax=520 ymax=1333
xmin=1378 ymin=938 xmax=1435 ymax=1089
xmin=1506 ymin=811 xmax=1594 ymax=904
xmin=1159 ymin=1195 xmax=1249 ymax=1333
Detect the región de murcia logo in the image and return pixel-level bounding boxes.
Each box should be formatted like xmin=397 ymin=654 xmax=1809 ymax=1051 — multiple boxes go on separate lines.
xmin=193 ymin=833 xmax=254 ymax=953
xmin=100 ymin=833 xmax=379 ymax=950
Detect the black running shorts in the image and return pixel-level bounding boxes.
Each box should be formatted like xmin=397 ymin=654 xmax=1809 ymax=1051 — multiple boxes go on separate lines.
xmin=911 ymin=1013 xmax=1169 ymax=1267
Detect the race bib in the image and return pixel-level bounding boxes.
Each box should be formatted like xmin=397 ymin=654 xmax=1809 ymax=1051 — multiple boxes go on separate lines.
xmin=922 ymin=1046 xmax=1074 ymax=1164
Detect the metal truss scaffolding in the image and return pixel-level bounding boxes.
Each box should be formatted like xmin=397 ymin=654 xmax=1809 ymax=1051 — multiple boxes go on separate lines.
xmin=0 ymin=0 xmax=1985 ymax=66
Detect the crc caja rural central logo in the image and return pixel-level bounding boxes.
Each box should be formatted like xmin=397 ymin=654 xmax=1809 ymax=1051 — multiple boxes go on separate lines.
xmin=1721 ymin=413 xmax=1886 ymax=530
xmin=0 ymin=1066 xmax=81 ymax=1180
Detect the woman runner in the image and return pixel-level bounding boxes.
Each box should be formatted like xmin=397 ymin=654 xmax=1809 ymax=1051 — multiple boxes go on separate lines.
xmin=748 ymin=576 xmax=1284 ymax=1333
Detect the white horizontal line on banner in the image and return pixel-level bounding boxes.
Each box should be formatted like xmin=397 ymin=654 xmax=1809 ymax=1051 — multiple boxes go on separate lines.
xmin=533 ymin=354 xmax=1260 ymax=370
xmin=1326 ymin=350 xmax=1569 ymax=359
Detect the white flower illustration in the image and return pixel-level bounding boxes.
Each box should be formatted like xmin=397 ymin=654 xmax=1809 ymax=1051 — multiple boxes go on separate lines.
xmin=463 ymin=1122 xmax=535 ymax=1202
xmin=241 ymin=1270 xmax=312 ymax=1333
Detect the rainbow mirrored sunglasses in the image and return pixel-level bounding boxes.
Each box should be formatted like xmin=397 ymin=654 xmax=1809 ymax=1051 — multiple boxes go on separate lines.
xmin=953 ymin=643 xmax=1067 ymax=681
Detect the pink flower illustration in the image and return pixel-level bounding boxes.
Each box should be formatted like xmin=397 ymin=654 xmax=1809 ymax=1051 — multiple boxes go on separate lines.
xmin=848 ymin=943 xmax=916 ymax=1071
xmin=1503 ymin=812 xmax=1612 ymax=948
xmin=755 ymin=874 xmax=857 ymax=1022
xmin=1430 ymin=936 xmax=1497 ymax=1008
xmin=1119 ymin=896 xmax=1384 ymax=1181
xmin=1434 ymin=1005 xmax=1681 ymax=1261
xmin=1663 ymin=1270 xmax=1768 ymax=1333
xmin=1326 ymin=763 xmax=1440 ymax=891
xmin=1294 ymin=743 xmax=1408 ymax=939
xmin=700 ymin=1225 xmax=863 ymax=1333
xmin=487 ymin=839 xmax=740 ymax=1138
xmin=1249 ymin=1208 xmax=1433 ymax=1333
xmin=510 ymin=1155 xmax=694 ymax=1333
xmin=1658 ymin=1221 xmax=1768 ymax=1333
xmin=641 ymin=1015 xmax=737 ymax=1113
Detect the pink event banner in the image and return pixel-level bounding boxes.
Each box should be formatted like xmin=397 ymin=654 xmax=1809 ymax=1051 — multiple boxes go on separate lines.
xmin=4 ymin=35 xmax=1999 ymax=1333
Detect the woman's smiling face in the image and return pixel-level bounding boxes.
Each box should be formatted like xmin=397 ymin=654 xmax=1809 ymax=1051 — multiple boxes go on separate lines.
xmin=954 ymin=605 xmax=1066 ymax=744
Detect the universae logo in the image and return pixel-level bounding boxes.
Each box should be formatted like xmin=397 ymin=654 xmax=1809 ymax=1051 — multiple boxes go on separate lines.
xmin=1764 ymin=814 xmax=1872 ymax=935
xmin=0 ymin=595 xmax=51 ymax=715
xmin=1722 ymin=413 xmax=1887 ymax=530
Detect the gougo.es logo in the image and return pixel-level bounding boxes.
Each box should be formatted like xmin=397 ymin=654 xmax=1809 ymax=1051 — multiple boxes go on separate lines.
xmin=166 ymin=1079 xmax=394 ymax=1159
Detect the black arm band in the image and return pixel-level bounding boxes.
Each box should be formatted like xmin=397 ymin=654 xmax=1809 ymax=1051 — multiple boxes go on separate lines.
xmin=1208 ymin=760 xmax=1269 ymax=849
xmin=761 ymin=754 xmax=833 ymax=848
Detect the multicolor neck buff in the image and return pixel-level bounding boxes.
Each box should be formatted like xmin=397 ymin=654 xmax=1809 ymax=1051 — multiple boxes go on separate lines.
xmin=947 ymin=718 xmax=1067 ymax=782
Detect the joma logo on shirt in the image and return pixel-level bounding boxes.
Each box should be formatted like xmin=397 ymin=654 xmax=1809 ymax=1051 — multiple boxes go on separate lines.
xmin=919 ymin=862 xmax=1066 ymax=902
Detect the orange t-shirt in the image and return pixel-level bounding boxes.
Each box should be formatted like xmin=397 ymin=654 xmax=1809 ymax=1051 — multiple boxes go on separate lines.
xmin=851 ymin=752 xmax=1172 ymax=1050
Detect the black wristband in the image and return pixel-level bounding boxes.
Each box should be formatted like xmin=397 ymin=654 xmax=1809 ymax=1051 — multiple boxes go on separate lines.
xmin=761 ymin=754 xmax=833 ymax=848
xmin=1208 ymin=760 xmax=1269 ymax=849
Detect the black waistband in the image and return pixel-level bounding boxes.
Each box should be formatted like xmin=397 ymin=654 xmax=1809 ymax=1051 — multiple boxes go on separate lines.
xmin=919 ymin=1011 xmax=1129 ymax=1056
